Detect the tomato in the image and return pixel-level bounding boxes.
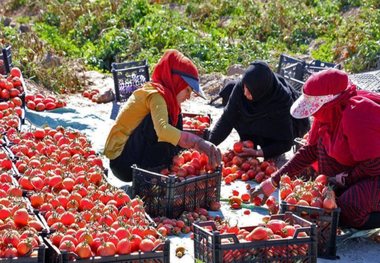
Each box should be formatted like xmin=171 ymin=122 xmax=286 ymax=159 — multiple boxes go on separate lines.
xmin=246 ymin=226 xmax=268 ymax=241
xmin=117 ymin=238 xmax=131 ymax=255
xmin=14 ymin=208 xmax=29 ymax=226
xmin=9 ymin=88 xmax=20 ymax=98
xmin=26 ymin=100 xmax=36 ymax=110
xmin=129 ymin=234 xmax=142 ymax=252
xmin=59 ymin=240 xmax=76 ymax=253
xmin=323 ymin=196 xmax=337 ymax=210
xmin=233 ymin=142 xmax=244 ymax=153
xmin=267 ymin=219 xmax=287 ymax=235
xmin=280 ymin=174 xmax=292 ymax=185
xmin=315 ymin=174 xmax=328 ymax=185
xmin=253 ymin=171 xmax=264 ymax=183
xmin=310 ymin=197 xmax=323 ymax=208
xmin=17 ymin=238 xmax=33 ymax=256
xmin=241 ymin=193 xmax=250 ymax=203
xmin=280 ymin=184 xmax=292 ymax=200
xmin=29 ymin=219 xmax=44 ymax=232
xmin=265 ymin=165 xmax=276 ymax=175
xmin=75 ymin=242 xmax=92 ymax=259
xmin=252 ymin=196 xmax=262 ymax=206
xmin=139 ymin=238 xmax=155 ymax=252
xmin=4 ymin=246 xmax=18 ymax=258
xmin=300 ymin=192 xmax=313 ymax=204
xmin=10 ymin=67 xmax=22 ymax=78
xmin=61 ymin=211 xmax=75 ymax=226
xmin=1 ymin=89 xmax=10 ymax=99
xmin=97 ymin=241 xmax=116 ymax=256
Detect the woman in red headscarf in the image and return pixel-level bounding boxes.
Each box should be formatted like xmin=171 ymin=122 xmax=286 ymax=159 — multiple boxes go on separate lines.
xmin=104 ymin=49 xmax=221 ymax=182
xmin=251 ymin=68 xmax=380 ymax=229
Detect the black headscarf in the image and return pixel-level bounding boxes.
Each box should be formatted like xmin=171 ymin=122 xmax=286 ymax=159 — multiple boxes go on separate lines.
xmin=228 ymin=61 xmax=296 ymax=140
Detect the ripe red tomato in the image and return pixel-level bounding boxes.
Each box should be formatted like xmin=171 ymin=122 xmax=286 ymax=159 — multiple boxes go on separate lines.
xmin=14 ymin=208 xmax=29 ymax=227
xmin=75 ymin=242 xmax=92 ymax=259
xmin=97 ymin=241 xmax=116 ymax=256
xmin=139 ymin=238 xmax=155 ymax=252
xmin=10 ymin=67 xmax=22 ymax=78
xmin=315 ymin=174 xmax=328 ymax=185
xmin=233 ymin=142 xmax=244 ymax=153
xmin=117 ymin=238 xmax=132 ymax=254
xmin=246 ymin=226 xmax=268 ymax=241
xmin=1 ymin=89 xmax=10 ymax=99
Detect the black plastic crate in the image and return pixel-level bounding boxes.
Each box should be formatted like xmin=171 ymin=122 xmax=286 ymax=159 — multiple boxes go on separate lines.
xmin=278 ymin=54 xmax=341 ymax=92
xmin=193 ymin=212 xmax=317 ymax=263
xmin=280 ymin=201 xmax=340 ymax=259
xmin=111 ymin=60 xmax=149 ymax=102
xmin=0 ymin=45 xmax=12 ymax=75
xmin=182 ymin=112 xmax=212 ymax=139
xmin=44 ymin=237 xmax=170 ymax=263
xmin=132 ymin=165 xmax=221 ymax=218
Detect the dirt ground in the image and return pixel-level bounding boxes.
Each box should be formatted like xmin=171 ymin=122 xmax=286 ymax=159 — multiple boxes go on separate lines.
xmin=25 ymin=71 xmax=379 ymax=263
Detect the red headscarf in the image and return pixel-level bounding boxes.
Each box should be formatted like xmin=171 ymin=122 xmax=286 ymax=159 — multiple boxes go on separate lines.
xmin=150 ymin=49 xmax=199 ymax=125
xmin=307 ymin=69 xmax=380 ymax=165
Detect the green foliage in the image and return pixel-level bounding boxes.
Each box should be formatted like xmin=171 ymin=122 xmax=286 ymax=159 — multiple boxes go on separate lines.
xmin=2 ymin=0 xmax=380 ymax=93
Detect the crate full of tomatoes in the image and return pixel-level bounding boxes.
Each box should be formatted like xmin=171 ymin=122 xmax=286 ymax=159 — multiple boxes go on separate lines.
xmin=193 ymin=212 xmax=317 ymax=263
xmin=0 ymin=67 xmax=25 ymax=102
xmin=182 ymin=112 xmax=211 ymax=139
xmin=132 ymin=149 xmax=221 ymax=218
xmin=0 ymin=174 xmax=47 ymax=262
xmin=44 ymin=237 xmax=170 ymax=263
xmin=279 ymin=174 xmax=340 ymax=259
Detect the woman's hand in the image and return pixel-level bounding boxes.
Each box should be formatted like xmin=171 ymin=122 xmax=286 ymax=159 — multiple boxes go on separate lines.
xmin=328 ymin=172 xmax=348 ymax=187
xmin=178 ymin=131 xmax=222 ymax=168
xmin=250 ymin=178 xmax=276 ymax=205
xmin=237 ymin=147 xmax=263 ymax=158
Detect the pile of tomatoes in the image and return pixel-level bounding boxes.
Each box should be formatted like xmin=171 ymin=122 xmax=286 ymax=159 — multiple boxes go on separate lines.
xmin=82 ymin=88 xmax=100 ymax=103
xmin=0 ymin=170 xmax=44 ymax=258
xmin=25 ymin=94 xmax=66 ymax=111
xmin=182 ymin=114 xmax=211 ymax=132
xmin=3 ymin=126 xmax=166 ymax=259
xmin=222 ymin=141 xmax=277 ymax=185
xmin=160 ymin=149 xmax=215 ymax=179
xmin=280 ymin=174 xmax=337 ymax=211
xmin=0 ymin=98 xmax=23 ymax=133
xmin=0 ymin=67 xmax=25 ymax=100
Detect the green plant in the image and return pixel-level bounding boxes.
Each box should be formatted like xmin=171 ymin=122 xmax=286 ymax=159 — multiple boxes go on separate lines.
xmin=2 ymin=0 xmax=380 ymax=93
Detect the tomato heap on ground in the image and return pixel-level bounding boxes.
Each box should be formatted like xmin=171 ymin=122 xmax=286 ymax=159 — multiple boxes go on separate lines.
xmin=4 ymin=126 xmax=166 ymax=259
xmin=25 ymin=94 xmax=66 ymax=111
xmin=222 ymin=141 xmax=277 ymax=185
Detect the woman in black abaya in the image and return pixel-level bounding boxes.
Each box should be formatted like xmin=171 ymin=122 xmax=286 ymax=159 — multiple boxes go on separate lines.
xmin=208 ymin=61 xmax=309 ymax=159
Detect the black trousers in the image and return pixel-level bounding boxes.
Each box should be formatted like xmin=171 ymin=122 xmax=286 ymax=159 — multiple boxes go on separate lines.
xmin=110 ymin=114 xmax=182 ymax=182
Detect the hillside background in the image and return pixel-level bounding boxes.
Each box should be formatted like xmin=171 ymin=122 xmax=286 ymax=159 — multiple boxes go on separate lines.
xmin=0 ymin=0 xmax=379 ymax=93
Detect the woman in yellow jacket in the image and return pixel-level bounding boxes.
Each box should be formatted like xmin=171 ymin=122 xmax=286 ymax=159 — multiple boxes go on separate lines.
xmin=104 ymin=50 xmax=221 ymax=182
